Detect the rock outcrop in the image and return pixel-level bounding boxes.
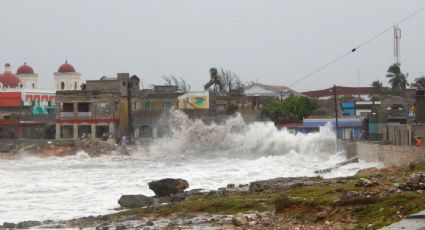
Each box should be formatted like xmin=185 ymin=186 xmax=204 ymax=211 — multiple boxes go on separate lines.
xmin=148 ymin=178 xmax=189 ymax=197
xmin=118 ymin=194 xmax=154 ymax=208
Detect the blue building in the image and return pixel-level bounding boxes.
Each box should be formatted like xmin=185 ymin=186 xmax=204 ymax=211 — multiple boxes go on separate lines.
xmin=303 ymin=118 xmax=363 ymax=140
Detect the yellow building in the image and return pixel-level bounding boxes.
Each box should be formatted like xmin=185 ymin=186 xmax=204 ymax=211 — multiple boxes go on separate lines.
xmin=178 ymin=91 xmax=210 ymax=109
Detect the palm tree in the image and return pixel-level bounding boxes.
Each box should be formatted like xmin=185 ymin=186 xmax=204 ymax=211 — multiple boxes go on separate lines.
xmin=385 ymin=63 xmax=408 ymax=94
xmin=411 ymin=75 xmax=425 ymax=90
xmin=371 ymin=80 xmax=384 ymax=95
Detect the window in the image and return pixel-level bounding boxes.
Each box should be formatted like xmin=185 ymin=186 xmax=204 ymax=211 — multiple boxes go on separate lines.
xmin=122 ymin=81 xmax=127 ymax=86
xmin=61 ymin=82 xmax=65 ymax=90
xmin=144 ymin=101 xmax=152 ymax=110
xmin=62 ymin=103 xmax=74 ymax=112
xmin=74 ymin=81 xmax=77 ymax=90
xmin=77 ymin=102 xmax=90 ymax=112
xmin=32 ymin=83 xmax=35 ymax=88
xmin=164 ymin=100 xmax=172 ymax=110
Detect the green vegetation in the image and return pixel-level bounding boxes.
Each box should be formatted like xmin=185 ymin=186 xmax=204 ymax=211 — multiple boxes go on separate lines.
xmin=105 ymin=163 xmax=425 ymax=229
xmin=385 ymin=63 xmax=409 ymax=95
xmin=261 ymin=96 xmax=319 ymax=123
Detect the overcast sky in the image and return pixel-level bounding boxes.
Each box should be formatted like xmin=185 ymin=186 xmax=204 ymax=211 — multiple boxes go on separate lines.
xmin=0 ymin=0 xmax=424 ymax=92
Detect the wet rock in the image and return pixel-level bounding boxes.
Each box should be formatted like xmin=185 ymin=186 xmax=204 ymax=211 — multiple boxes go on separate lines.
xmin=409 ymin=162 xmax=416 ymax=171
xmin=2 ymin=222 xmax=16 ymax=228
xmin=148 ymin=178 xmax=189 ymax=197
xmin=249 ymin=177 xmax=318 ymax=192
xmin=232 ymin=214 xmax=247 ymax=226
xmin=118 ymin=194 xmax=154 ymax=208
xmin=355 ymin=178 xmax=379 ymax=187
xmin=315 ymin=212 xmax=327 ymax=221
xmin=16 ymin=221 xmax=41 ymax=229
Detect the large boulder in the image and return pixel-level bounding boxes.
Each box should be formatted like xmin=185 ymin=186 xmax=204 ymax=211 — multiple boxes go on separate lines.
xmin=118 ymin=194 xmax=154 ymax=208
xmin=148 ymin=178 xmax=189 ymax=197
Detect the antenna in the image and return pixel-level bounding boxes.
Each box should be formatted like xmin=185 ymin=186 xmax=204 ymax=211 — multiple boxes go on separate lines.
xmin=394 ymin=25 xmax=401 ymax=64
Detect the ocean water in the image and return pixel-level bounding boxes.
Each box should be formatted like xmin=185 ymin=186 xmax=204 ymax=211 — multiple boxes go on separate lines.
xmin=0 ymin=111 xmax=380 ymax=222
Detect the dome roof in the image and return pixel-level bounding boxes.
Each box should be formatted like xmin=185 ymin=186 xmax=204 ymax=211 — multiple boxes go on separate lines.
xmin=0 ymin=73 xmax=21 ymax=88
xmin=58 ymin=61 xmax=76 ymax=73
xmin=17 ymin=62 xmax=34 ymax=74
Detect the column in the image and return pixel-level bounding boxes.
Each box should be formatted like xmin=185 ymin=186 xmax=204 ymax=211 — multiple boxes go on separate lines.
xmin=109 ymin=122 xmax=116 ymax=144
xmin=73 ymin=123 xmax=78 ymax=140
xmin=73 ymin=102 xmax=78 ymax=118
xmin=91 ymin=123 xmax=96 ymax=140
xmin=55 ymin=124 xmax=60 ymax=140
xmin=153 ymin=127 xmax=158 ymax=138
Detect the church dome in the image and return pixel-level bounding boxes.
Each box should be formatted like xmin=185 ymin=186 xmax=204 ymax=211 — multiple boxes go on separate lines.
xmin=17 ymin=62 xmax=34 ymax=74
xmin=58 ymin=60 xmax=76 ymax=73
xmin=0 ymin=63 xmax=20 ymax=88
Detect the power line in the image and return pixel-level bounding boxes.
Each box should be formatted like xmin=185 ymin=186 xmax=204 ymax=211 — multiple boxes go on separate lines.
xmin=290 ymin=5 xmax=425 ymax=87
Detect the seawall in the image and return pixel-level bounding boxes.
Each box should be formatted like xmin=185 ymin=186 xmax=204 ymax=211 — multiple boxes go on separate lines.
xmin=339 ymin=140 xmax=425 ymax=167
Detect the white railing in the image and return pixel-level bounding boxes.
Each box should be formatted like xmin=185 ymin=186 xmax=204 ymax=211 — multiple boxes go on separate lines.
xmin=77 ymin=112 xmax=91 ymax=118
xmin=60 ymin=112 xmax=74 ymax=118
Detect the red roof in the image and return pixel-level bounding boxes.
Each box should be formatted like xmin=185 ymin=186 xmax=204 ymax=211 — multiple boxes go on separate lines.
xmin=0 ymin=92 xmax=21 ymax=106
xmin=58 ymin=61 xmax=76 ymax=73
xmin=302 ymin=86 xmax=374 ymax=98
xmin=276 ymin=122 xmax=303 ymax=129
xmin=0 ymin=72 xmax=21 ymax=88
xmin=17 ymin=63 xmax=34 ymax=74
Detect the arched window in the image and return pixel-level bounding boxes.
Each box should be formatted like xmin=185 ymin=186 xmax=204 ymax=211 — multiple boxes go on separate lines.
xmin=74 ymin=81 xmax=77 ymax=90
xmin=32 ymin=83 xmax=35 ymax=88
xmin=61 ymin=82 xmax=65 ymax=90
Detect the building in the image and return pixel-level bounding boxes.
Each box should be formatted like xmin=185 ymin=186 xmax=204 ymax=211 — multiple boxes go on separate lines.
xmin=133 ymin=85 xmax=183 ymax=141
xmin=16 ymin=62 xmax=38 ymax=89
xmin=55 ymin=73 xmax=139 ymax=141
xmin=302 ymin=86 xmax=374 ymax=100
xmin=0 ymin=63 xmax=21 ymax=88
xmin=303 ymin=117 xmax=363 ymax=140
xmin=244 ymin=83 xmax=305 ymax=109
xmin=54 ymin=61 xmax=81 ymax=90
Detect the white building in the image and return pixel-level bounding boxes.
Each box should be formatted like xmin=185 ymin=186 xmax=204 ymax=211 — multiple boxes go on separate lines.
xmin=16 ymin=62 xmax=38 ymax=89
xmin=54 ymin=61 xmax=81 ymax=90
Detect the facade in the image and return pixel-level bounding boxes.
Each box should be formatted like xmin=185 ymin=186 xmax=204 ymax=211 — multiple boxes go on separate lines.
xmin=303 ymin=118 xmax=363 ymax=140
xmin=55 ymin=73 xmax=140 ymax=142
xmin=17 ymin=62 xmax=38 ymax=89
xmin=133 ymin=85 xmax=183 ymax=141
xmin=54 ymin=61 xmax=81 ymax=90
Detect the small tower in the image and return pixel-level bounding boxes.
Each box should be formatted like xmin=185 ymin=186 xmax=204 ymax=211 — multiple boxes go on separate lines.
xmin=54 ymin=60 xmax=81 ymax=90
xmin=394 ymin=25 xmax=401 ymax=65
xmin=17 ymin=62 xmax=38 ymax=89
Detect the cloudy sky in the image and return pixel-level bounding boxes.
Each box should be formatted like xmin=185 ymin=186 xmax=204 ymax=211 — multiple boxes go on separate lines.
xmin=0 ymin=0 xmax=424 ymax=92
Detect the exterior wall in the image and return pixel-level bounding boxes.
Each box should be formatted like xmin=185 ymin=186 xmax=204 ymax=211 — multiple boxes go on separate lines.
xmin=17 ymin=73 xmax=38 ymax=89
xmin=178 ymin=91 xmax=209 ymax=109
xmin=54 ymin=72 xmax=81 ymax=90
xmin=355 ymin=141 xmax=425 ymax=167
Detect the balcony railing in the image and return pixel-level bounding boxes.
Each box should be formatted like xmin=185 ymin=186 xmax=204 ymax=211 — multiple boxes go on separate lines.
xmin=77 ymin=112 xmax=91 ymax=118
xmin=60 ymin=112 xmax=74 ymax=118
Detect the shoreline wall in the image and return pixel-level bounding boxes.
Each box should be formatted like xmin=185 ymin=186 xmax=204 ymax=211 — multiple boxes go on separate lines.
xmin=339 ymin=140 xmax=425 ymax=167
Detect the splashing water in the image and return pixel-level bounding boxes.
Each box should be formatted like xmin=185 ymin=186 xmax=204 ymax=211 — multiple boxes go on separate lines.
xmin=0 ymin=111 xmax=380 ymax=222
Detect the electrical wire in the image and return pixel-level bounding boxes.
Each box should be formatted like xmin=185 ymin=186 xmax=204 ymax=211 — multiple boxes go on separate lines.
xmin=290 ymin=5 xmax=425 ymax=87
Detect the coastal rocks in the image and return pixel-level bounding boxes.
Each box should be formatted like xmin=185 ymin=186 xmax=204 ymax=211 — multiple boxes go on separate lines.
xmin=249 ymin=177 xmax=318 ymax=193
xmin=355 ymin=178 xmax=379 ymax=187
xmin=118 ymin=194 xmax=154 ymax=208
xmin=148 ymin=178 xmax=189 ymax=197
xmin=231 ymin=212 xmax=273 ymax=228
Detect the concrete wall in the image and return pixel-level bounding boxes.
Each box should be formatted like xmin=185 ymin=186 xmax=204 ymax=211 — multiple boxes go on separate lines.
xmin=339 ymin=140 xmax=425 ymax=167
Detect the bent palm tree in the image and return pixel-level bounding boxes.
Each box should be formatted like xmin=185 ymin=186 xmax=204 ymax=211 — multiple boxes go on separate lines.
xmin=386 ymin=63 xmax=408 ymax=94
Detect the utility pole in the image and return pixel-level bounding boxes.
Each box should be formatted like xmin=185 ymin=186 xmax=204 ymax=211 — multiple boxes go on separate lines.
xmin=333 ymin=85 xmax=339 ymax=151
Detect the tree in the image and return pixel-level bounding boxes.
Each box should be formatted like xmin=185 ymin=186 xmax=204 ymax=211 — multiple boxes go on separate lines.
xmin=162 ymin=75 xmax=191 ymax=92
xmin=385 ymin=63 xmax=408 ymax=94
xmin=261 ymin=96 xmax=319 ymax=123
xmin=411 ymin=75 xmax=425 ymax=90
xmin=371 ymin=80 xmax=384 ymax=95
xmin=219 ymin=68 xmax=244 ymax=93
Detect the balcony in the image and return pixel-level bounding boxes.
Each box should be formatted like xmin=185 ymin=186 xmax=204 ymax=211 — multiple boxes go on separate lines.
xmin=77 ymin=112 xmax=92 ymax=118
xmin=60 ymin=112 xmax=74 ymax=118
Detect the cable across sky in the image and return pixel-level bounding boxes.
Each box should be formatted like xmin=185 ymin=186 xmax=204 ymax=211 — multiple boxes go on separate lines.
xmin=290 ymin=5 xmax=425 ymax=88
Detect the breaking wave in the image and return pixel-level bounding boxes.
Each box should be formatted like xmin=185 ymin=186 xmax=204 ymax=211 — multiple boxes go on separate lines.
xmin=0 ymin=110 xmax=381 ymax=222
